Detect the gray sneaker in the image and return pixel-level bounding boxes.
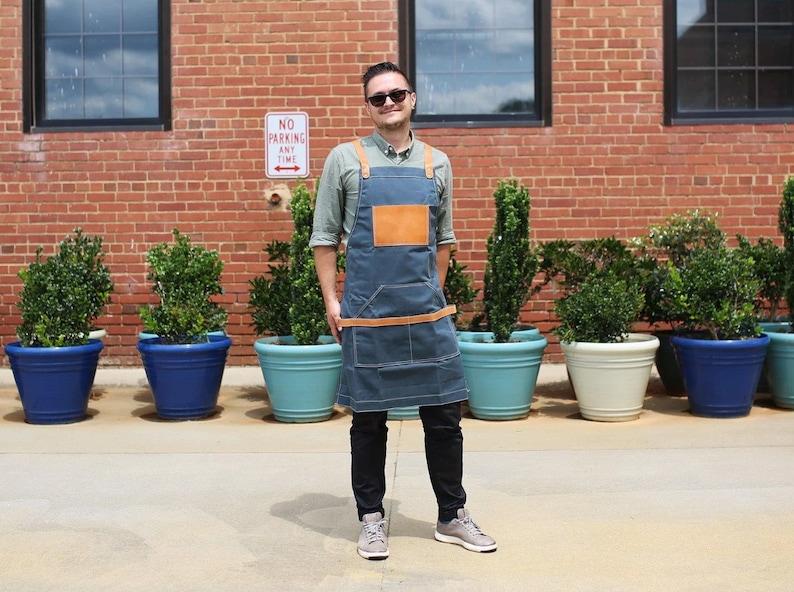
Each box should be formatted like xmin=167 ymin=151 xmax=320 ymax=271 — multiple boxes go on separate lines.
xmin=434 ymin=508 xmax=497 ymax=553
xmin=358 ymin=512 xmax=389 ymax=559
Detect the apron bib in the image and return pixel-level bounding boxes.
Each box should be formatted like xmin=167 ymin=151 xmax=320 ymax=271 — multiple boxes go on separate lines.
xmin=335 ymin=140 xmax=468 ymax=412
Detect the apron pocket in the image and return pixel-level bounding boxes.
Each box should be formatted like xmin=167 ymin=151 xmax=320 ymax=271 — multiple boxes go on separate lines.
xmin=351 ymin=318 xmax=460 ymax=368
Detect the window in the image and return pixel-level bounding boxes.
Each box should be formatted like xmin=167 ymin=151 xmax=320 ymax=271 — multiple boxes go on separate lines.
xmin=23 ymin=0 xmax=171 ymax=133
xmin=399 ymin=0 xmax=551 ymax=128
xmin=665 ymin=0 xmax=794 ymax=125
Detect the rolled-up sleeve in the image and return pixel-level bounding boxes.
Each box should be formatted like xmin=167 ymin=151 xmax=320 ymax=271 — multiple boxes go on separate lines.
xmin=310 ymin=148 xmax=346 ymax=248
xmin=434 ymin=152 xmax=456 ymax=245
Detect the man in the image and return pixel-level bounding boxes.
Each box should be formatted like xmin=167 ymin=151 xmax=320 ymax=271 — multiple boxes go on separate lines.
xmin=310 ymin=62 xmax=496 ymax=560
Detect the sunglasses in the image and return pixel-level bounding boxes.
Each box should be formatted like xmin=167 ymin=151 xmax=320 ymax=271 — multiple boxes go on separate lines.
xmin=366 ymin=89 xmax=411 ymax=108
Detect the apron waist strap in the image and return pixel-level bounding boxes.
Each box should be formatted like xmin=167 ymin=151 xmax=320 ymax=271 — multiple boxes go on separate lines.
xmin=338 ymin=305 xmax=456 ymax=328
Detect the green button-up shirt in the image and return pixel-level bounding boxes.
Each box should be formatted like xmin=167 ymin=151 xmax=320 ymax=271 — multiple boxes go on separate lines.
xmin=309 ymin=131 xmax=456 ymax=248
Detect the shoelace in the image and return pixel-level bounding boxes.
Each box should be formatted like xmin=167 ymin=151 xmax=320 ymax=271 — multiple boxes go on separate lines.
xmin=457 ymin=514 xmax=485 ymax=537
xmin=362 ymin=518 xmax=387 ymax=543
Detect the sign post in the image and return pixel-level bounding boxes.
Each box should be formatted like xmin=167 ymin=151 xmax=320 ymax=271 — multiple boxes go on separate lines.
xmin=265 ymin=111 xmax=309 ymax=179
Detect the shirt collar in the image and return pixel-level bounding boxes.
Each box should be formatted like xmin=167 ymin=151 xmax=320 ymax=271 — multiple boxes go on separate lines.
xmin=371 ymin=130 xmax=414 ymax=157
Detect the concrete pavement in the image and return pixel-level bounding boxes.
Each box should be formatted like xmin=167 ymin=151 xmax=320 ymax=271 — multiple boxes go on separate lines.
xmin=0 ymin=364 xmax=793 ymax=592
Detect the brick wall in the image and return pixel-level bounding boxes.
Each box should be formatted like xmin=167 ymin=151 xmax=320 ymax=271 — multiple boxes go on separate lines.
xmin=1 ymin=0 xmax=792 ymax=366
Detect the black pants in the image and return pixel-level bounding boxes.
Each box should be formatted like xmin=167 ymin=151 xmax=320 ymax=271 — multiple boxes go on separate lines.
xmin=350 ymin=401 xmax=467 ymax=522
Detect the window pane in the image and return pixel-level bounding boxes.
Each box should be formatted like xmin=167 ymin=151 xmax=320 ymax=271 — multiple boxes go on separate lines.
xmin=759 ymin=70 xmax=794 ymax=107
xmin=453 ymin=72 xmax=495 ymax=113
xmin=454 ymin=0 xmax=494 ymax=28
xmin=678 ymin=70 xmax=715 ymax=110
xmin=124 ymin=0 xmax=159 ymax=31
xmin=493 ymin=72 xmax=534 ymax=113
xmin=494 ymin=0 xmax=532 ymax=28
xmin=758 ymin=25 xmax=793 ymax=67
xmin=124 ymin=77 xmax=160 ymax=117
xmin=678 ymin=25 xmax=715 ymax=67
xmin=716 ymin=0 xmax=754 ymax=23
xmin=759 ymin=0 xmax=793 ymax=21
xmin=717 ymin=70 xmax=754 ymax=108
xmin=416 ymin=73 xmax=453 ymax=114
xmin=45 ymin=1 xmax=81 ymax=34
xmin=124 ymin=34 xmax=158 ymax=76
xmin=495 ymin=30 xmax=534 ymax=71
xmin=45 ymin=36 xmax=83 ymax=78
xmin=416 ymin=0 xmax=454 ymax=30
xmin=717 ymin=26 xmax=755 ymax=67
xmin=84 ymin=35 xmax=121 ymax=77
xmin=45 ymin=78 xmax=83 ymax=119
xmin=416 ymin=30 xmax=455 ymax=71
xmin=677 ymin=0 xmax=714 ymax=27
xmin=85 ymin=77 xmax=123 ymax=117
xmin=454 ymin=30 xmax=495 ymax=72
xmin=84 ymin=0 xmax=121 ymax=34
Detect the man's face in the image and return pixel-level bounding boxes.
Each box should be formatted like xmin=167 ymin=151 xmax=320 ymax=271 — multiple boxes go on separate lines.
xmin=364 ymin=72 xmax=416 ymax=132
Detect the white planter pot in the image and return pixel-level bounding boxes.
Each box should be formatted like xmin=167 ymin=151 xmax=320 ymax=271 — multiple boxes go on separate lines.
xmin=561 ymin=333 xmax=660 ymax=422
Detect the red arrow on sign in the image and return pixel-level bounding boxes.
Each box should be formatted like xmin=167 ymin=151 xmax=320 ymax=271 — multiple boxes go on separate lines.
xmin=275 ymin=165 xmax=301 ymax=172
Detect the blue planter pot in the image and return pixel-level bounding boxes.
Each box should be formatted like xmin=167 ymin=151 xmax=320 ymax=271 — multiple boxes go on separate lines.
xmin=764 ymin=328 xmax=794 ymax=409
xmin=137 ymin=334 xmax=232 ymax=420
xmin=457 ymin=331 xmax=548 ymax=420
xmin=672 ymin=334 xmax=770 ymax=418
xmin=5 ymin=339 xmax=104 ymax=425
xmin=253 ymin=336 xmax=342 ymax=423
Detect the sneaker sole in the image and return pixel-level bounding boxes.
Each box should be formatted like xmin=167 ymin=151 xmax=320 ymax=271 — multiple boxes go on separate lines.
xmin=434 ymin=530 xmax=497 ymax=553
xmin=358 ymin=548 xmax=389 ymax=560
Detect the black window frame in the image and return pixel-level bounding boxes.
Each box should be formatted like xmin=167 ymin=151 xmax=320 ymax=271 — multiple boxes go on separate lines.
xmin=399 ymin=0 xmax=552 ymax=128
xmin=22 ymin=0 xmax=172 ymax=133
xmin=664 ymin=0 xmax=794 ymax=126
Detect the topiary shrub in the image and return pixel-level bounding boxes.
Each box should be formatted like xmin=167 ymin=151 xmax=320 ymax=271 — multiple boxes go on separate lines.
xmin=736 ymin=235 xmax=787 ymax=321
xmin=443 ymin=248 xmax=479 ymax=328
xmin=659 ymin=246 xmax=760 ymax=340
xmin=481 ymin=179 xmax=537 ymax=343
xmin=140 ymin=229 xmax=228 ymax=344
xmin=552 ymin=270 xmax=644 ymax=344
xmin=778 ymin=176 xmax=794 ymax=329
xmin=248 ymin=182 xmax=343 ymax=345
xmin=16 ymin=228 xmax=114 ymax=347
xmin=635 ymin=210 xmax=726 ymax=329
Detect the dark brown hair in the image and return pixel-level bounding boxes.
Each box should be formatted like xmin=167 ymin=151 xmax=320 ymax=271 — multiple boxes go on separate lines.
xmin=361 ymin=62 xmax=413 ymax=97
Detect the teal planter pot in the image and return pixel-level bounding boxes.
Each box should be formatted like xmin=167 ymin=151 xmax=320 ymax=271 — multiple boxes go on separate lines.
xmin=764 ymin=328 xmax=794 ymax=409
xmin=254 ymin=336 xmax=343 ymax=423
xmin=457 ymin=331 xmax=548 ymax=421
xmin=672 ymin=334 xmax=769 ymax=418
xmin=757 ymin=322 xmax=789 ymax=393
xmin=137 ymin=334 xmax=232 ymax=420
xmin=5 ymin=339 xmax=104 ymax=425
xmin=387 ymin=406 xmax=420 ymax=420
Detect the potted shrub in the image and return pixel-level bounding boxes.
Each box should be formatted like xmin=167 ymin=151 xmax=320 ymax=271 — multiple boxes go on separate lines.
xmin=137 ymin=229 xmax=232 ymax=420
xmin=5 ymin=229 xmax=113 ymax=424
xmin=456 ymin=179 xmax=548 ymax=421
xmin=249 ymin=182 xmax=343 ymax=423
xmin=661 ymin=244 xmax=769 ymax=418
xmin=545 ymin=239 xmax=659 ymax=422
xmin=636 ymin=210 xmax=726 ymax=395
xmin=760 ymin=175 xmax=794 ymax=409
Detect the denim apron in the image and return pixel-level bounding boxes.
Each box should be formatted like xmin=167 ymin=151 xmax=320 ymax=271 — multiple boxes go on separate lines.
xmin=336 ymin=139 xmax=469 ymax=412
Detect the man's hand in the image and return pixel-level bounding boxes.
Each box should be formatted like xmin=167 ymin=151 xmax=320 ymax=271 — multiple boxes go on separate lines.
xmin=314 ymin=245 xmax=344 ymax=344
xmin=325 ymin=298 xmax=342 ymax=344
